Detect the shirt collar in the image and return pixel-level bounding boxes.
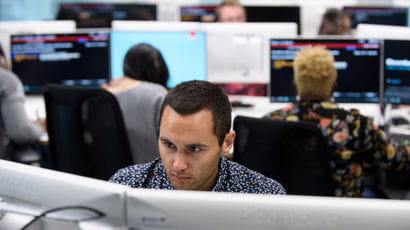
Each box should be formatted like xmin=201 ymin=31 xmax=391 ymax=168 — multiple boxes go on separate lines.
xmin=157 ymin=157 xmax=227 ymax=191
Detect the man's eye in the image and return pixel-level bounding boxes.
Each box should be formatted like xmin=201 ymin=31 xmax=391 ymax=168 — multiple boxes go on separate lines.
xmin=188 ymin=146 xmax=201 ymax=153
xmin=162 ymin=141 xmax=176 ymax=149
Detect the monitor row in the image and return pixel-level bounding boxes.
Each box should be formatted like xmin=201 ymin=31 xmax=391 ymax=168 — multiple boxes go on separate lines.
xmin=1 ymin=159 xmax=410 ymax=229
xmin=5 ymin=30 xmax=410 ymax=105
xmin=57 ymin=3 xmax=410 ymax=32
xmin=269 ymin=38 xmax=409 ymax=105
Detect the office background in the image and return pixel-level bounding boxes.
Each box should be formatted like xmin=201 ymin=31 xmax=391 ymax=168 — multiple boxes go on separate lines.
xmin=2 ymin=0 xmax=410 ymax=35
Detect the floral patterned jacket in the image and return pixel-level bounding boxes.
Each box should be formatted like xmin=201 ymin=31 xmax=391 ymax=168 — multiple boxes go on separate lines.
xmin=263 ymin=101 xmax=409 ymax=197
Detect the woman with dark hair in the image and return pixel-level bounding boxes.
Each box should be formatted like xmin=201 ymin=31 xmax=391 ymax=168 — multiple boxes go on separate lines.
xmin=318 ymin=8 xmax=352 ymax=35
xmin=102 ymin=43 xmax=169 ymax=164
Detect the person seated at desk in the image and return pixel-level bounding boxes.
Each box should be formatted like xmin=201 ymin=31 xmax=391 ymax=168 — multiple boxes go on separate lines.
xmin=102 ymin=43 xmax=168 ymax=164
xmin=263 ymin=46 xmax=410 ymax=197
xmin=0 ymin=57 xmax=46 ymax=160
xmin=110 ymin=80 xmax=286 ymax=194
xmin=318 ymin=8 xmax=352 ymax=35
xmin=215 ymin=0 xmax=246 ymax=23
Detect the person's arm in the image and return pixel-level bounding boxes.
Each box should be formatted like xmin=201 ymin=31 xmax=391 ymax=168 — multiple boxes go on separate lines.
xmin=1 ymin=70 xmax=43 ymax=144
xmin=368 ymin=117 xmax=410 ymax=171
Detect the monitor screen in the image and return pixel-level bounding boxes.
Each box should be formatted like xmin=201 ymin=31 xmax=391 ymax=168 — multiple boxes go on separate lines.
xmin=384 ymin=39 xmax=410 ymax=104
xmin=180 ymin=5 xmax=300 ymax=33
xmin=11 ymin=31 xmax=110 ymax=93
xmin=342 ymin=6 xmax=408 ymax=28
xmin=125 ymin=188 xmax=410 ymax=230
xmin=180 ymin=5 xmax=217 ymax=22
xmin=58 ymin=3 xmax=156 ymax=28
xmin=269 ymin=38 xmax=381 ymax=103
xmin=245 ymin=6 xmax=300 ymax=34
xmin=112 ymin=4 xmax=156 ymax=21
xmin=110 ymin=31 xmax=207 ymax=88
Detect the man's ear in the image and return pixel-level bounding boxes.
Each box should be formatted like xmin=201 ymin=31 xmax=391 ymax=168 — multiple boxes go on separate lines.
xmin=221 ymin=131 xmax=235 ymax=155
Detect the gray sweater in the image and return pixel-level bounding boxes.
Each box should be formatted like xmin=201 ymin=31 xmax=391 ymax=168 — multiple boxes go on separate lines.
xmin=115 ymin=81 xmax=167 ymax=164
xmin=0 ymin=68 xmax=43 ymax=158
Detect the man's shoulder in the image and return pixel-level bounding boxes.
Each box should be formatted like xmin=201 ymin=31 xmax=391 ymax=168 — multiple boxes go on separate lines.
xmin=224 ymin=159 xmax=286 ymax=195
xmin=109 ymin=159 xmax=161 ymax=187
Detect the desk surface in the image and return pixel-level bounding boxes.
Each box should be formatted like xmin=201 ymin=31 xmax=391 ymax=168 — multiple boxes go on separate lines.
xmin=26 ymin=95 xmax=384 ymax=124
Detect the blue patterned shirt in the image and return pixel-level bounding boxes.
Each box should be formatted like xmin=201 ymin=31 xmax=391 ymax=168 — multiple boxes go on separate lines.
xmin=109 ymin=157 xmax=286 ymax=194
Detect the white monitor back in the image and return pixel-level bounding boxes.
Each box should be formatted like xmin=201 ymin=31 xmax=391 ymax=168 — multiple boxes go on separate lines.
xmin=0 ymin=160 xmax=126 ymax=229
xmin=0 ymin=20 xmax=76 ymax=66
xmin=201 ymin=22 xmax=298 ymax=83
xmin=126 ymin=189 xmax=410 ymax=230
xmin=357 ymin=23 xmax=410 ymax=39
xmin=111 ymin=20 xmax=201 ymax=31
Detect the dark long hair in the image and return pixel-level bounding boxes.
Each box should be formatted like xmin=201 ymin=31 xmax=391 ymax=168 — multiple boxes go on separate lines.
xmin=123 ymin=43 xmax=169 ymax=88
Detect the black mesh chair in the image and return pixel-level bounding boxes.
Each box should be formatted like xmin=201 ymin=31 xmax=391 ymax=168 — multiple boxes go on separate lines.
xmin=233 ymin=115 xmax=334 ymax=196
xmin=44 ymin=84 xmax=133 ymax=180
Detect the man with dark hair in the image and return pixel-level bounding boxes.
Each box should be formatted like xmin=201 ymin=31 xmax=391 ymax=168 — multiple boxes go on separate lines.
xmin=110 ymin=80 xmax=285 ymax=194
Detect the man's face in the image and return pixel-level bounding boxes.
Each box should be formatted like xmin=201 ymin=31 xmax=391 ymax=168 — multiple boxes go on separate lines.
xmin=158 ymin=106 xmax=234 ymax=191
xmin=219 ymin=5 xmax=246 ymax=22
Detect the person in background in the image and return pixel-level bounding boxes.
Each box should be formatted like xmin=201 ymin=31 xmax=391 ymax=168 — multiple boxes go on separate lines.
xmin=215 ymin=0 xmax=246 ymax=23
xmin=318 ymin=8 xmax=352 ymax=35
xmin=102 ymin=43 xmax=168 ymax=164
xmin=110 ymin=80 xmax=286 ymax=194
xmin=0 ymin=45 xmax=45 ymax=160
xmin=263 ymin=46 xmax=410 ymax=197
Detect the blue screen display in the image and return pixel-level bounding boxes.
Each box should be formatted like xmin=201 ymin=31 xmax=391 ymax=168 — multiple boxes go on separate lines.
xmin=110 ymin=31 xmax=207 ymax=88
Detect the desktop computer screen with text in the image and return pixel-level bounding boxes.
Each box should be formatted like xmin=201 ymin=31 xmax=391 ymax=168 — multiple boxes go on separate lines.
xmin=110 ymin=31 xmax=207 ymax=88
xmin=384 ymin=39 xmax=410 ymax=104
xmin=58 ymin=3 xmax=156 ymax=28
xmin=11 ymin=31 xmax=110 ymax=93
xmin=269 ymin=38 xmax=381 ymax=103
xmin=342 ymin=7 xmax=408 ymax=28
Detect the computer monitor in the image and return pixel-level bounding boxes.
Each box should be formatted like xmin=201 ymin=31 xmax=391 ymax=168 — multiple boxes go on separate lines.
xmin=10 ymin=31 xmax=110 ymax=93
xmin=202 ymin=23 xmax=297 ymax=84
xmin=245 ymin=6 xmax=301 ymax=34
xmin=0 ymin=159 xmax=126 ymax=229
xmin=58 ymin=3 xmax=156 ymax=28
xmin=180 ymin=5 xmax=301 ymax=34
xmin=110 ymin=30 xmax=207 ymax=88
xmin=383 ymin=39 xmax=410 ymax=104
xmin=125 ymin=189 xmax=410 ymax=230
xmin=180 ymin=5 xmax=217 ymax=22
xmin=0 ymin=20 xmax=76 ymax=66
xmin=342 ymin=6 xmax=408 ymax=28
xmin=269 ymin=38 xmax=382 ymax=103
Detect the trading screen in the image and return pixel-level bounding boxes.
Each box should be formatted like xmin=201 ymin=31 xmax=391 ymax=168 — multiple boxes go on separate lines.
xmin=11 ymin=32 xmax=110 ymax=93
xmin=270 ymin=38 xmax=381 ymax=103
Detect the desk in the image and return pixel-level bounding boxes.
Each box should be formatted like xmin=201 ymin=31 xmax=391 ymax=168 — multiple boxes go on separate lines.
xmin=230 ymin=96 xmax=384 ymax=125
xmin=27 ymin=95 xmax=385 ymax=124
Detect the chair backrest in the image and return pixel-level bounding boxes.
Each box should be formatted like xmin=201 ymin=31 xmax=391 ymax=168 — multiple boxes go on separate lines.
xmin=233 ymin=115 xmax=334 ymax=196
xmin=44 ymin=84 xmax=133 ymax=180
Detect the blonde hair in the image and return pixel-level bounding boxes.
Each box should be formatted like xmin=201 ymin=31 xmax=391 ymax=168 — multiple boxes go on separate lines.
xmin=293 ymin=46 xmax=337 ymax=98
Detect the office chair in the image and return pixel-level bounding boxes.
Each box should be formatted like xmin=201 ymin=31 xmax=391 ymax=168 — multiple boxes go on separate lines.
xmin=44 ymin=84 xmax=134 ymax=180
xmin=233 ymin=116 xmax=334 ymax=196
